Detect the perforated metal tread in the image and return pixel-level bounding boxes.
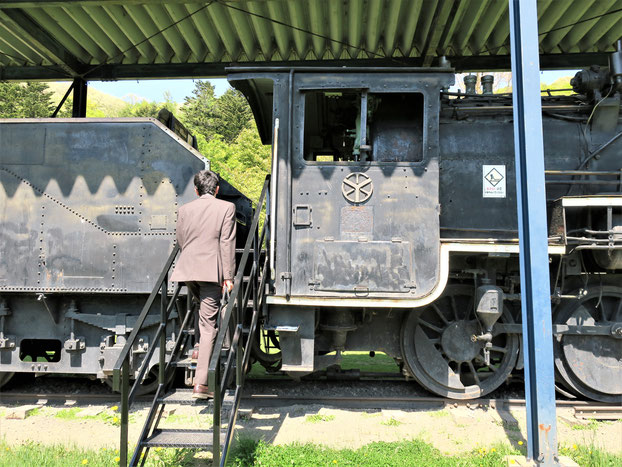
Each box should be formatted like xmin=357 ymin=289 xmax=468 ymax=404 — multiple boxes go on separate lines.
xmin=158 ymin=388 xmax=235 ymax=406
xmin=141 ymin=428 xmax=224 ymax=448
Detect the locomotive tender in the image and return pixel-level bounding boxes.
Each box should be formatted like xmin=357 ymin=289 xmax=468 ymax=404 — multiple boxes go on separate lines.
xmin=0 ymin=117 xmax=251 ymax=391
xmin=231 ymin=46 xmax=622 ymax=402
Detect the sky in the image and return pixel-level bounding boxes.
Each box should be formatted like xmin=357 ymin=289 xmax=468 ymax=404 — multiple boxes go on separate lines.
xmin=84 ymin=70 xmax=578 ymax=104
xmin=88 ymin=78 xmax=230 ymax=103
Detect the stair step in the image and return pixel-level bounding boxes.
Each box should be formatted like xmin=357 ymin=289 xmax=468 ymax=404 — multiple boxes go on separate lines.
xmin=172 ymin=358 xmax=195 ymax=369
xmin=142 ymin=428 xmax=224 ymax=449
xmin=174 ymin=348 xmax=232 ymax=368
xmin=158 ymin=388 xmax=235 ymax=406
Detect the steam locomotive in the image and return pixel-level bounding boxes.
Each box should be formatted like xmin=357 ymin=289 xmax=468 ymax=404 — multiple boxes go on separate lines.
xmin=231 ymin=45 xmax=622 ymax=402
xmin=0 ymin=114 xmax=251 ymax=392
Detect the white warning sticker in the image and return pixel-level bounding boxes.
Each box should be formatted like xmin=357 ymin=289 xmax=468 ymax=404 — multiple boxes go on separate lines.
xmin=483 ymin=165 xmax=506 ymax=198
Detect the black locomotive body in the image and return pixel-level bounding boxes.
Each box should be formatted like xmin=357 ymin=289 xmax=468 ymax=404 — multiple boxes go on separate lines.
xmin=0 ymin=117 xmax=251 ymax=390
xmin=230 ymin=63 xmax=622 ymax=402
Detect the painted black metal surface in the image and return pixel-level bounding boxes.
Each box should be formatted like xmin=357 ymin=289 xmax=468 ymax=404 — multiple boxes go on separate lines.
xmin=0 ymin=118 xmax=252 ymax=383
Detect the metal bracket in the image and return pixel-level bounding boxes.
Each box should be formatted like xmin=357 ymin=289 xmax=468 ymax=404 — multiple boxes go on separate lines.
xmin=64 ymin=336 xmax=86 ymax=351
xmin=0 ymin=335 xmax=16 ymax=349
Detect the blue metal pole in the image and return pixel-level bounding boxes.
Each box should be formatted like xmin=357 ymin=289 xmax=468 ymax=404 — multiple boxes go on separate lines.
xmin=508 ymin=0 xmax=558 ymax=465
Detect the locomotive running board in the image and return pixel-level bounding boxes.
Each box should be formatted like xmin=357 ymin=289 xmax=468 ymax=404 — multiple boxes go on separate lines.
xmin=266 ymin=242 xmax=566 ymax=309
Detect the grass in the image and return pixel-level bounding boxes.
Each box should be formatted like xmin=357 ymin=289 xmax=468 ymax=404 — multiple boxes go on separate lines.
xmin=381 ymin=417 xmax=402 ymax=426
xmin=25 ymin=405 xmax=129 ymax=426
xmin=54 ymin=407 xmax=82 ymax=420
xmin=0 ymin=441 xmax=194 ymax=467
xmin=248 ymin=350 xmax=400 ymax=378
xmin=570 ymin=420 xmax=611 ymax=431
xmin=1 ymin=438 xmax=621 ymax=467
xmin=339 ymin=351 xmax=400 ymax=373
xmin=305 ymin=414 xmax=335 ymax=423
xmin=229 ymin=439 xmax=519 ymax=466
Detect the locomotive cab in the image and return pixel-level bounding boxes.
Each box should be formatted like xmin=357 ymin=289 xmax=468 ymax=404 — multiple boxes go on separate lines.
xmin=231 ymin=63 xmax=621 ymax=403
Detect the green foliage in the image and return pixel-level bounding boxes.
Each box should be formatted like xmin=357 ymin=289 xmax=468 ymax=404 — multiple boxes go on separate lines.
xmin=229 ymin=439 xmax=524 ymax=467
xmin=305 ymin=414 xmax=335 ymax=423
xmin=0 ymin=441 xmax=195 ymax=467
xmin=181 ymin=81 xmax=254 ymax=143
xmin=199 ymin=126 xmax=271 ymax=203
xmin=381 ymin=417 xmax=402 ymax=426
xmin=181 ymin=80 xmax=217 ymax=139
xmin=560 ymin=442 xmax=622 ymax=466
xmin=211 ymin=88 xmax=254 ymax=142
xmin=55 ymin=96 xmax=109 ymax=118
xmin=0 ymin=82 xmax=54 ymax=117
xmin=119 ymin=95 xmax=177 ymax=118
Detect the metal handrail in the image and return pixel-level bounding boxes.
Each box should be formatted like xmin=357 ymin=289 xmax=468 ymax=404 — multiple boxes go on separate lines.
xmin=112 ymin=244 xmax=180 ymax=385
xmin=116 ymin=174 xmax=271 ymax=467
xmin=209 ymin=175 xmax=271 ymax=466
xmin=112 ymin=243 xmax=182 ymax=466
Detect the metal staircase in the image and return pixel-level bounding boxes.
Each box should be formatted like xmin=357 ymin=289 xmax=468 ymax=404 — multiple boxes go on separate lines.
xmin=113 ymin=176 xmax=271 ymax=466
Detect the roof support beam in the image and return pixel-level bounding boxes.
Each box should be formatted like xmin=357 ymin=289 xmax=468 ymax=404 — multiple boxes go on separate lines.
xmin=509 ymin=0 xmax=558 ymax=464
xmin=72 ymin=77 xmax=88 ymax=117
xmin=0 ymin=51 xmax=613 ymax=82
xmin=422 ymin=0 xmax=454 ymax=67
xmin=0 ymin=0 xmax=190 ymax=6
xmin=0 ymin=8 xmax=81 ymax=76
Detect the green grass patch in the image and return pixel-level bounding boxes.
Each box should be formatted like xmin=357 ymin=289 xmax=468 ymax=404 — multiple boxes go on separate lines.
xmin=228 ymin=439 xmax=622 ymax=467
xmin=428 ymin=410 xmax=450 ymax=418
xmin=229 ymin=439 xmax=518 ymax=466
xmin=0 ymin=441 xmax=195 ymax=467
xmin=570 ymin=420 xmax=611 ymax=431
xmin=2 ymin=438 xmax=620 ymax=467
xmin=560 ymin=443 xmax=622 ymax=466
xmin=305 ymin=414 xmax=335 ymax=423
xmin=340 ymin=351 xmax=400 ymax=373
xmin=381 ymin=417 xmax=401 ymax=426
xmin=26 ymin=407 xmax=42 ymax=418
xmin=54 ymin=407 xmax=82 ymax=420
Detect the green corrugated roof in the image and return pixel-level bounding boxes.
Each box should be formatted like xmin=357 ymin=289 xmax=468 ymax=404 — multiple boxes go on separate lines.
xmin=0 ymin=0 xmax=621 ymax=80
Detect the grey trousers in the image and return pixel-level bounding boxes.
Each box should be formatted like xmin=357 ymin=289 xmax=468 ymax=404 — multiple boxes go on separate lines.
xmin=185 ymin=281 xmax=221 ymax=387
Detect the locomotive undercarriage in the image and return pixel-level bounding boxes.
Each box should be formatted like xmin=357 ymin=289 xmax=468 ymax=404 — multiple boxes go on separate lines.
xmin=0 ymin=293 xmax=180 ymax=394
xmin=259 ymin=251 xmax=622 ymax=403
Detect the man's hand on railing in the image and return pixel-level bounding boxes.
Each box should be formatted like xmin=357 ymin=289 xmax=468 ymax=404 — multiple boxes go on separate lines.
xmin=222 ymin=279 xmax=234 ymax=294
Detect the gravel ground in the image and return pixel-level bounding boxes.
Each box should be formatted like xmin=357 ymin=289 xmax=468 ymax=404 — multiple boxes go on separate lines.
xmin=0 ymin=375 xmax=620 ymax=458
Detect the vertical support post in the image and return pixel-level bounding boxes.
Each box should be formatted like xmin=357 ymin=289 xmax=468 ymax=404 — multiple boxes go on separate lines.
xmin=72 ymin=77 xmax=87 ymax=118
xmin=236 ymin=285 xmax=243 ymax=385
xmin=159 ymin=280 xmax=167 ymax=384
xmin=120 ymin=359 xmax=129 ymax=467
xmin=508 ymin=0 xmax=558 ymax=465
xmin=212 ymin=360 xmax=221 ymax=466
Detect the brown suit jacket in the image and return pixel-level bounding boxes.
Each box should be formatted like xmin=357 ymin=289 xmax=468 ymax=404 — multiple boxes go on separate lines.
xmin=170 ymin=194 xmax=236 ymax=284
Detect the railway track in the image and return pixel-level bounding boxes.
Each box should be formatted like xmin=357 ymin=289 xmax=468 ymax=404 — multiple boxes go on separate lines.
xmin=1 ymin=380 xmax=619 ymax=421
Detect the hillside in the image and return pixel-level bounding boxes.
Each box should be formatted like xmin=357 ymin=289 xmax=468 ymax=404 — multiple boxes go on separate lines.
xmin=47 ymin=82 xmax=128 ymax=117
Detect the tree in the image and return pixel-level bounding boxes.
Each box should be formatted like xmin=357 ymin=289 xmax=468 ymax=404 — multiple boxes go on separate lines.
xmin=0 ymin=82 xmax=54 ymax=118
xmin=181 ymin=80 xmax=217 ymax=140
xmin=211 ymin=88 xmax=253 ymax=143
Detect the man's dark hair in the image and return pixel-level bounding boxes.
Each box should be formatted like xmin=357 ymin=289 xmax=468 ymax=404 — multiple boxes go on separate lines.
xmin=194 ymin=169 xmax=220 ymax=196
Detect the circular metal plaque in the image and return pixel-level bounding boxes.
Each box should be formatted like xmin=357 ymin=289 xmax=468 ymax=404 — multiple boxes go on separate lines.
xmin=342 ymin=172 xmax=373 ymax=203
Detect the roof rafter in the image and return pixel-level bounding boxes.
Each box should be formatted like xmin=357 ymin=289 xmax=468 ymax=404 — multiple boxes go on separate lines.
xmin=0 ymin=8 xmax=82 ymax=76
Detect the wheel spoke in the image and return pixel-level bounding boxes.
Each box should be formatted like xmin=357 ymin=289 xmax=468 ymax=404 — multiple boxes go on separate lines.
xmin=431 ymin=304 xmax=449 ymax=325
xmin=465 ymin=297 xmax=474 ymax=319
xmin=467 ymin=361 xmax=481 ymax=384
xmin=489 ymin=345 xmax=508 ymax=354
xmin=418 ymin=319 xmax=443 ymax=334
xmin=449 ymin=296 xmax=459 ymax=321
